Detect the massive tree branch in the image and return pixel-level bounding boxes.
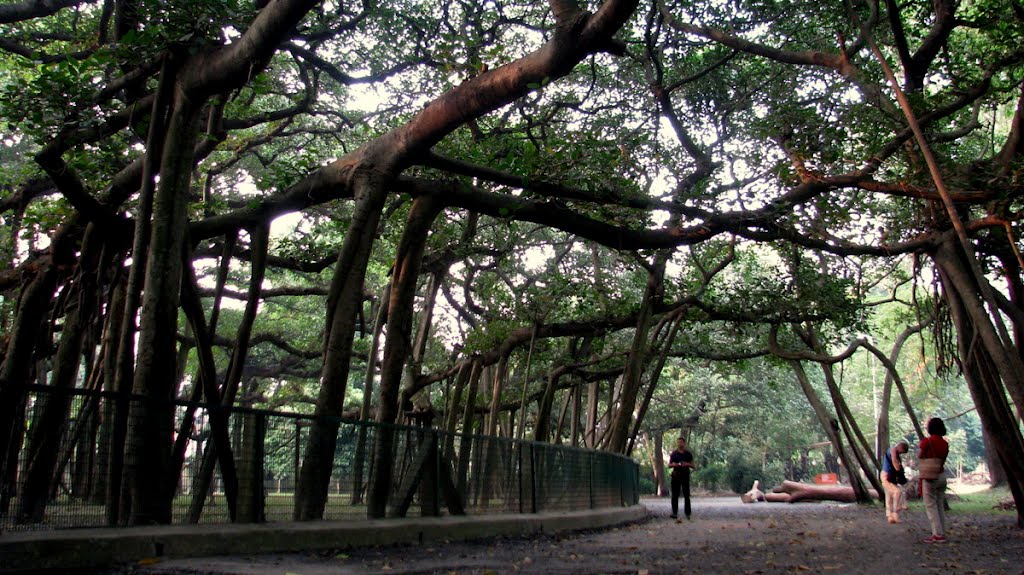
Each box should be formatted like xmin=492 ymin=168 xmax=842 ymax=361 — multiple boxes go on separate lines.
xmin=0 ymin=0 xmax=87 ymax=24
xmin=183 ymin=0 xmax=319 ymax=100
xmin=768 ymin=324 xmax=866 ymax=363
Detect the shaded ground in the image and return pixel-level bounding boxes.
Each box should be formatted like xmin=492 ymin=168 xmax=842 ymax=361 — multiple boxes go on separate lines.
xmin=109 ymin=496 xmax=1022 ymax=575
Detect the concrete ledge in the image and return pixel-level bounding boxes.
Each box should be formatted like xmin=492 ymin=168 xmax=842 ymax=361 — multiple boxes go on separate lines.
xmin=0 ymin=505 xmax=649 ymax=572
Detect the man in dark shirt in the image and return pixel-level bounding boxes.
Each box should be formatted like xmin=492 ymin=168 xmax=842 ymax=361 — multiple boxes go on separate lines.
xmin=668 ymin=436 xmax=695 ymax=519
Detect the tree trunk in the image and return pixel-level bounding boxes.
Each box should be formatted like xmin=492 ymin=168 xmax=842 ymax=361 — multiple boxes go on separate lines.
xmin=534 ymin=368 xmax=565 ymax=443
xmin=183 ymin=226 xmax=267 ymax=523
xmin=935 ymin=242 xmax=1024 ymax=419
xmin=396 ymin=260 xmax=445 ymax=420
xmin=235 ymin=411 xmax=266 ymax=523
xmin=570 ymin=381 xmax=582 ymax=447
xmin=444 ymin=359 xmax=471 ymax=457
xmin=995 ymin=245 xmax=1024 ymax=364
xmin=16 ymin=226 xmax=103 ymax=522
xmin=475 ymin=353 xmax=511 ymax=510
xmin=456 ymin=357 xmax=483 ymax=500
xmin=982 ymin=431 xmax=1007 ymax=487
xmin=295 ymin=171 xmax=388 ymax=521
xmin=72 ymin=338 xmax=100 ymax=500
xmin=817 ymin=360 xmax=883 ymax=500
xmin=650 ymin=432 xmax=668 ymax=496
xmin=172 ymin=233 xmax=235 ymax=495
xmin=178 ymin=257 xmax=240 ymax=522
xmin=873 ymin=319 xmax=930 ymax=462
xmin=352 ymin=283 xmax=389 ymax=504
xmin=413 ymin=270 xmax=444 ymax=367
xmin=484 ymin=353 xmax=511 ymax=439
xmin=935 ymin=240 xmax=1024 ymax=526
xmin=628 ymin=311 xmax=684 ymax=454
xmin=108 ymin=53 xmax=173 ymax=526
xmin=0 ymin=225 xmax=74 ymax=515
xmin=368 ymin=194 xmax=443 ymax=517
xmin=585 ymin=380 xmax=599 ymax=448
xmin=92 ymin=274 xmax=126 ymax=506
xmin=515 ymin=326 xmax=538 ymax=441
xmin=607 ymin=252 xmax=668 ymax=453
xmin=125 ymin=99 xmax=202 ymax=525
xmin=788 ymin=360 xmax=870 ymax=501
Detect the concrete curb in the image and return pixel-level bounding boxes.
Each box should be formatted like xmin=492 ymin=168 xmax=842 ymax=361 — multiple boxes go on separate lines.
xmin=0 ymin=505 xmax=649 ymax=571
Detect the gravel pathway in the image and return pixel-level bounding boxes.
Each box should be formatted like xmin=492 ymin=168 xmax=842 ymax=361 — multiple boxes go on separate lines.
xmin=106 ymin=497 xmax=1024 ymax=575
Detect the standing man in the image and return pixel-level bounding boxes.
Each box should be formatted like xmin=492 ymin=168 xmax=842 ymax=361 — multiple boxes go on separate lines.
xmin=668 ymin=435 xmax=695 ymax=519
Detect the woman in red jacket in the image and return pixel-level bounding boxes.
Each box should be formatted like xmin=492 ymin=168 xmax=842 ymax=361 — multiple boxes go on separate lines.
xmin=918 ymin=417 xmax=949 ymax=543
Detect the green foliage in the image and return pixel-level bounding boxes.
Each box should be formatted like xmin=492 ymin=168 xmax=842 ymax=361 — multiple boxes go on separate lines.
xmin=693 ymin=463 xmax=726 ymax=492
xmin=1 ymin=52 xmax=111 ymax=142
xmin=725 ymin=450 xmax=762 ymax=494
xmin=637 ymin=470 xmax=657 ymax=495
xmin=19 ymin=196 xmax=74 ymax=239
xmin=701 ymin=245 xmax=864 ymax=331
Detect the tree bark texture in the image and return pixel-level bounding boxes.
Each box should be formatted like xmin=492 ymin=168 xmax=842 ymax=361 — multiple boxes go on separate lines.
xmin=125 ymin=98 xmax=203 ymax=525
xmin=296 ymin=173 xmax=390 ymax=520
xmin=368 ymin=195 xmax=443 ymax=517
xmin=934 ymin=239 xmax=1024 ymax=526
xmin=607 ymin=252 xmax=668 ymax=453
xmin=788 ymin=360 xmax=869 ymax=500
xmin=15 ymin=225 xmax=102 ymax=522
xmin=0 ymin=225 xmax=76 ymax=517
xmin=352 ymin=284 xmax=389 ymax=505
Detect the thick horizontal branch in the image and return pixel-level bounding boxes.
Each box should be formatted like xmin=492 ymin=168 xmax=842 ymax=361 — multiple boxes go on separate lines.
xmin=767 ymin=324 xmax=865 ymax=364
xmin=0 ymin=0 xmax=87 ymax=24
xmin=198 ymin=286 xmax=328 ymax=300
xmin=194 ymin=242 xmax=338 ymax=274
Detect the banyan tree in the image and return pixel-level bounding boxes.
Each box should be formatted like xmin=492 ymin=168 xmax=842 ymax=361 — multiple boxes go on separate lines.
xmin=0 ymin=0 xmax=1022 ymax=527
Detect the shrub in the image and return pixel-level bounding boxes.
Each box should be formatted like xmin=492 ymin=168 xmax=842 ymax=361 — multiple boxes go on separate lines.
xmin=638 ymin=475 xmax=657 ymax=495
xmin=694 ymin=463 xmax=726 ymax=492
xmin=726 ymin=453 xmax=761 ymax=494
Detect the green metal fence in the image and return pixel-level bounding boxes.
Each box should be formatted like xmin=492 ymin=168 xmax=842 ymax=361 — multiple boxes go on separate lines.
xmin=0 ymin=384 xmax=639 ymax=531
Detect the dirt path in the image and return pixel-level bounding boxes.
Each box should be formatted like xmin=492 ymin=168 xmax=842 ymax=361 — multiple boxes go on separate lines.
xmin=121 ymin=497 xmax=1023 ymax=575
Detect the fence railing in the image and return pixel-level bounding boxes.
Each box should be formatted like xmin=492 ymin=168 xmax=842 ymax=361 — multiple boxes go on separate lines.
xmin=0 ymin=384 xmax=639 ymax=531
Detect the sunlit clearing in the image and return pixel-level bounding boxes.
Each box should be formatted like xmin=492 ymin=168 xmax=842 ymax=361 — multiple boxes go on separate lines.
xmin=271 ymin=211 xmax=304 ymax=238
xmin=348 ymin=82 xmax=385 ymax=112
xmin=523 ymin=245 xmax=554 ymax=273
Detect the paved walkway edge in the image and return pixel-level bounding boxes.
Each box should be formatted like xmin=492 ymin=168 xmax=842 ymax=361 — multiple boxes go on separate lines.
xmin=0 ymin=505 xmax=649 ymax=571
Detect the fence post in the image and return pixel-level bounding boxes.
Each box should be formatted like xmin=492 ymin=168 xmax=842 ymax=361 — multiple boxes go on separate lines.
xmin=254 ymin=412 xmax=266 ymax=521
xmin=635 ymin=461 xmax=640 ymax=504
xmin=530 ymin=443 xmax=537 ymax=513
xmin=517 ymin=442 xmax=523 ymax=514
xmin=589 ymin=451 xmax=595 ymax=510
xmin=292 ymin=419 xmax=301 ymax=493
xmin=618 ymin=455 xmax=626 ymax=507
xmin=236 ymin=410 xmax=266 ymax=523
xmin=419 ymin=428 xmax=440 ymax=517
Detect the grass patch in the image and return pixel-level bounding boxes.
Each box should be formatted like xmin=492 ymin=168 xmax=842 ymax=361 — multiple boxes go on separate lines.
xmin=949 ymin=484 xmax=1014 ymax=515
